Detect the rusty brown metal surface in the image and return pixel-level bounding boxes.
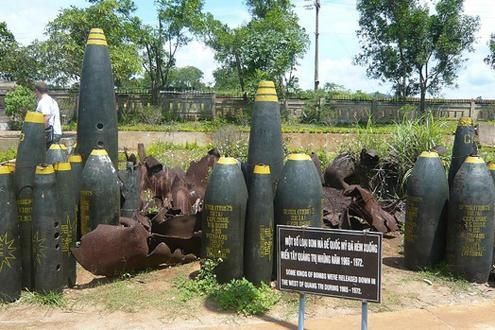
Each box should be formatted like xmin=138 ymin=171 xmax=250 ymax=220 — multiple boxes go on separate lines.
xmin=344 ymin=185 xmax=399 ymax=233
xmin=74 ymin=145 xmax=400 ymax=278
xmin=72 ymin=214 xmax=201 ymax=276
xmin=324 ymin=153 xmax=356 ymax=189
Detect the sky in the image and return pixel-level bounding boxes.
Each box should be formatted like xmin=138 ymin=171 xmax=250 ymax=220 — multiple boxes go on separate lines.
xmin=2 ymin=0 xmax=495 ymax=98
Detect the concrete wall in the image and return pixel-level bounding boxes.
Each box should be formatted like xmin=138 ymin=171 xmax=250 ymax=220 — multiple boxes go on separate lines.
xmin=2 ymin=89 xmax=495 ymax=126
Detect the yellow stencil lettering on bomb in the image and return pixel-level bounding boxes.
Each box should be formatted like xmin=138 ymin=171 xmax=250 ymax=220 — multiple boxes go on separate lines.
xmin=0 ymin=233 xmax=16 ymax=272
xmin=463 ymin=134 xmax=473 ymax=144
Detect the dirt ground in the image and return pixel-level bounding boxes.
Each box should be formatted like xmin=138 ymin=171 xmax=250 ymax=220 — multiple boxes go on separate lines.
xmin=1 ymin=232 xmax=494 ymax=329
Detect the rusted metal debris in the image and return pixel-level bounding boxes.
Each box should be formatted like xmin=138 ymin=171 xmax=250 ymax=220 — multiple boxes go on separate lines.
xmin=72 ymin=213 xmax=202 ymax=277
xmin=138 ymin=148 xmax=219 ymax=215
xmin=344 ymin=185 xmax=399 ymax=233
xmin=72 ymin=145 xmax=214 ymax=277
xmin=73 ymin=145 xmax=400 ymax=278
xmin=321 ymin=149 xmax=399 ymax=234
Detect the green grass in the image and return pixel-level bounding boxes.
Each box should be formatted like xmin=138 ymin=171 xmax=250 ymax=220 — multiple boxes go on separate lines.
xmin=175 ymin=259 xmax=280 ymax=316
xmin=75 ymin=270 xmax=195 ymax=315
xmin=414 ymin=263 xmax=473 ymax=293
xmin=214 ymin=279 xmax=281 ymax=316
xmin=21 ymin=291 xmax=66 ymax=308
xmin=61 ymin=119 xmax=458 ymax=135
xmin=0 ymin=148 xmax=16 ymax=163
xmin=146 ymin=142 xmax=210 ymax=170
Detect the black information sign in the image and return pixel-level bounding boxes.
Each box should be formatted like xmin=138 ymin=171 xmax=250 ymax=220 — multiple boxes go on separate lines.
xmin=277 ymin=226 xmax=382 ymax=303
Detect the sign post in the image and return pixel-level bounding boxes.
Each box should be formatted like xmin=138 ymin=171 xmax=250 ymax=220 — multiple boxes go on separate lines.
xmin=277 ymin=226 xmax=382 ymax=329
xmin=298 ymin=293 xmax=305 ymax=330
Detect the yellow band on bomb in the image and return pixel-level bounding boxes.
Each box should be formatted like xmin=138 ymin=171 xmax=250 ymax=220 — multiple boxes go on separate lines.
xmin=87 ymin=28 xmax=108 ymax=46
xmin=253 ymin=164 xmax=270 ymax=175
xmin=217 ymin=157 xmax=238 ymax=165
xmin=287 ymin=153 xmax=311 ymax=161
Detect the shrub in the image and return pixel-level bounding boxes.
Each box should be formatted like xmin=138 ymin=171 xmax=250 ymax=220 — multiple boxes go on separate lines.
xmin=175 ymin=258 xmax=280 ymax=316
xmin=4 ymin=86 xmax=37 ymax=123
xmin=213 ymin=125 xmax=249 ymax=160
xmin=119 ymin=104 xmax=163 ymax=125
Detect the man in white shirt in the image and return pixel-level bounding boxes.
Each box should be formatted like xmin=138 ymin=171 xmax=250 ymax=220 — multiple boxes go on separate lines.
xmin=34 ymin=81 xmax=62 ymax=147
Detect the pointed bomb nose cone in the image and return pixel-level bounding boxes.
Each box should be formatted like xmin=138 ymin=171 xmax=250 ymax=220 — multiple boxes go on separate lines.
xmin=77 ymin=28 xmax=118 ymax=168
xmin=247 ymin=80 xmax=284 ymax=190
xmin=448 ymin=117 xmax=476 ymax=186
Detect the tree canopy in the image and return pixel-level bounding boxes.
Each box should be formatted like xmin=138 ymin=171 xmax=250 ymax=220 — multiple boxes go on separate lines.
xmin=484 ymin=34 xmax=495 ymax=70
xmin=203 ymin=1 xmax=309 ymax=95
xmin=355 ymin=0 xmax=479 ymax=112
xmin=39 ymin=0 xmax=142 ymax=87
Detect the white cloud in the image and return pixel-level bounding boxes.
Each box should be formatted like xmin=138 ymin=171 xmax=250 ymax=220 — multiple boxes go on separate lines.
xmin=175 ymin=41 xmax=217 ymax=85
xmin=2 ymin=0 xmax=85 ymax=44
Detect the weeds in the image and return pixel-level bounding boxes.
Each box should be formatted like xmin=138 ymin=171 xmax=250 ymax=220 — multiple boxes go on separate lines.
xmin=214 ymin=279 xmax=281 ymax=316
xmin=175 ymin=259 xmax=280 ymax=316
xmin=146 ymin=142 xmax=209 ymax=170
xmin=213 ymin=125 xmax=249 ymax=160
xmin=22 ymin=291 xmax=66 ymax=308
xmin=342 ymin=114 xmax=449 ymax=199
xmin=175 ymin=258 xmax=220 ymax=301
xmin=0 ymin=148 xmax=16 ymax=163
xmin=416 ymin=263 xmax=472 ymax=293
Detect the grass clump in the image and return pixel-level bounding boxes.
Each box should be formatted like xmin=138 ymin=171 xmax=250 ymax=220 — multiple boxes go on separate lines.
xmin=212 ymin=125 xmax=249 ymax=161
xmin=146 ymin=142 xmax=209 ymax=170
xmin=342 ymin=113 xmax=449 ymax=199
xmin=214 ymin=279 xmax=281 ymax=316
xmin=416 ymin=263 xmax=472 ymax=293
xmin=0 ymin=148 xmax=16 ymax=163
xmin=176 ymin=259 xmax=280 ymax=316
xmin=22 ymin=291 xmax=66 ymax=308
xmin=175 ymin=259 xmax=220 ymax=300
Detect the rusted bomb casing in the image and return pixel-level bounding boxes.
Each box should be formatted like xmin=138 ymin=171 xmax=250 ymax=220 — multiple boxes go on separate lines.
xmin=120 ymin=162 xmax=140 ymax=218
xmin=244 ymin=164 xmax=274 ymax=285
xmin=46 ymin=143 xmax=68 ymax=164
xmin=202 ymin=157 xmax=248 ymax=283
xmin=54 ymin=162 xmax=77 ymax=287
xmin=14 ymin=111 xmax=46 ymax=289
xmin=32 ymin=165 xmax=64 ymax=293
xmin=448 ymin=117 xmax=476 ymax=186
xmin=77 ymin=28 xmax=118 ymax=168
xmin=404 ymin=151 xmax=449 ymax=270
xmin=0 ymin=166 xmax=21 ymax=302
xmin=80 ymin=149 xmax=120 ymax=236
xmin=247 ymin=81 xmax=284 ymax=189
xmin=446 ymin=156 xmax=495 ymax=283
xmin=69 ymin=154 xmax=83 ymax=241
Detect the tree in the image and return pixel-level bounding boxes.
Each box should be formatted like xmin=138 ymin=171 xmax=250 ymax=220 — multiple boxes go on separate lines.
xmin=0 ymin=22 xmax=44 ymax=86
xmin=204 ymin=2 xmax=309 ymax=96
xmin=168 ymin=66 xmax=204 ymax=89
xmin=0 ymin=22 xmax=17 ymax=80
xmin=138 ymin=0 xmax=205 ymax=103
xmin=245 ymin=0 xmax=291 ymax=18
xmin=484 ymin=34 xmax=495 ymax=69
xmin=355 ymin=0 xmax=479 ymax=112
xmin=213 ymin=66 xmax=241 ymax=91
xmin=40 ymin=0 xmax=142 ymax=87
xmin=0 ymin=22 xmax=19 ymax=80
xmin=4 ymin=86 xmax=37 ymax=122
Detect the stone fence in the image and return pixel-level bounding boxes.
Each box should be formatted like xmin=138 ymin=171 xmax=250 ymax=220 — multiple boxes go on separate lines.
xmin=1 ymin=89 xmax=495 ymax=125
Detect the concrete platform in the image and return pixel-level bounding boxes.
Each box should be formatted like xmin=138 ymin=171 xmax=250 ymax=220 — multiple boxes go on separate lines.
xmin=214 ymin=300 xmax=495 ymax=329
